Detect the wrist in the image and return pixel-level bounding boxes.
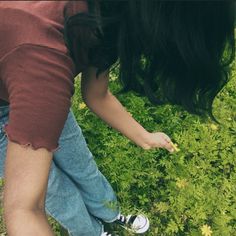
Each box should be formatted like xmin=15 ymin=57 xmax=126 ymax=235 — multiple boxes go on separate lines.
xmin=138 ymin=131 xmax=153 ymax=150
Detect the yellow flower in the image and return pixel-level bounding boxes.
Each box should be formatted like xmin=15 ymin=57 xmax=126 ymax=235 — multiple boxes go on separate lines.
xmin=210 ymin=124 xmax=218 ymax=130
xmin=170 ymin=141 xmax=180 ymax=152
xmin=201 ymin=224 xmax=213 ymax=236
xmin=176 ymin=178 xmax=188 ymax=188
xmin=79 ymin=102 xmax=86 ymax=109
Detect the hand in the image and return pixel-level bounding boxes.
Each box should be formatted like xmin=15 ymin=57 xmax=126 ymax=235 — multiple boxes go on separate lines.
xmin=142 ymin=132 xmax=176 ymax=153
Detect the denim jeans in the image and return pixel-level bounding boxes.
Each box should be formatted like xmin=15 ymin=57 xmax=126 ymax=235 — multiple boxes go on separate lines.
xmin=0 ymin=105 xmax=119 ymax=236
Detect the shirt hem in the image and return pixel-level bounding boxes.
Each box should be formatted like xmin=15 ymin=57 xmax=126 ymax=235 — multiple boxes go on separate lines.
xmin=3 ymin=123 xmax=60 ymax=153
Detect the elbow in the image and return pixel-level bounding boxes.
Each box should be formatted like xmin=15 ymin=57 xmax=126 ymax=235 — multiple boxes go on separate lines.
xmin=82 ymin=90 xmax=111 ymax=108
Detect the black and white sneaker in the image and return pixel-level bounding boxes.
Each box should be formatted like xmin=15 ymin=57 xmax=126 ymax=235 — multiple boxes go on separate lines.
xmin=114 ymin=214 xmax=150 ymax=234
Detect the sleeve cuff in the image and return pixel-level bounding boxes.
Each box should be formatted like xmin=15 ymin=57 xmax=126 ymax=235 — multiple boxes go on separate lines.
xmin=3 ymin=123 xmax=60 ymax=153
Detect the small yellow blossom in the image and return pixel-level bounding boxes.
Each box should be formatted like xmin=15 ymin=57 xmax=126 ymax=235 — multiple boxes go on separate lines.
xmin=79 ymin=102 xmax=86 ymax=109
xmin=128 ymin=112 xmax=133 ymax=117
xmin=210 ymin=124 xmax=218 ymax=130
xmin=170 ymin=141 xmax=180 ymax=152
xmin=201 ymin=224 xmax=213 ymax=236
xmin=176 ymin=178 xmax=188 ymax=188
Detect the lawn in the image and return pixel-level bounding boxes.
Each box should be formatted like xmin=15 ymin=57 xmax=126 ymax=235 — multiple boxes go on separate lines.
xmin=0 ymin=61 xmax=235 ymax=236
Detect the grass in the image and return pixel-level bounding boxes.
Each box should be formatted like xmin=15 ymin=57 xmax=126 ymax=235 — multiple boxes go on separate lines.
xmin=69 ymin=62 xmax=236 ymax=236
xmin=0 ymin=61 xmax=235 ymax=235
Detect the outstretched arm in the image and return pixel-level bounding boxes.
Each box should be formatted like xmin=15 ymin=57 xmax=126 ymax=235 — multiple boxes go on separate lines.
xmin=81 ymin=67 xmax=175 ymax=153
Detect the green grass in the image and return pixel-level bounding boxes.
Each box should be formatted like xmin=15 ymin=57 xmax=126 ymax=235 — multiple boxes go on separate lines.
xmin=70 ymin=62 xmax=236 ymax=236
xmin=0 ymin=62 xmax=235 ymax=235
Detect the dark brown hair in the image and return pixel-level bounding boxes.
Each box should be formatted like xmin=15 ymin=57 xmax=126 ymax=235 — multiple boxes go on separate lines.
xmin=64 ymin=0 xmax=235 ymax=123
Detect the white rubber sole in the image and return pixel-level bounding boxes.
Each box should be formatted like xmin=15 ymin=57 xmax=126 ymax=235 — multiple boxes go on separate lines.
xmin=123 ymin=215 xmax=150 ymax=234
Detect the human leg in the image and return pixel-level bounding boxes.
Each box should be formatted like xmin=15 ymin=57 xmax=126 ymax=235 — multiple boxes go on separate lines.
xmin=52 ymin=109 xmax=150 ymax=234
xmin=1 ymin=105 xmax=149 ymax=235
xmin=52 ymin=108 xmax=120 ymax=222
xmin=0 ymin=106 xmax=103 ymax=236
xmin=45 ymin=161 xmax=103 ymax=236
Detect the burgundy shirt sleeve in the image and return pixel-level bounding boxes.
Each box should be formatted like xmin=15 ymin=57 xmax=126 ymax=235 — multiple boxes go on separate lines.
xmin=1 ymin=44 xmax=76 ymax=152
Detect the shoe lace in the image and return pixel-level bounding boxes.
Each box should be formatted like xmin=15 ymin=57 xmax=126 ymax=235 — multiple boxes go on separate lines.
xmin=117 ymin=214 xmax=127 ymax=224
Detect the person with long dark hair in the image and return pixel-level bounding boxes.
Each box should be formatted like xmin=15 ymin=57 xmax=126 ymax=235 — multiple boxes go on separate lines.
xmin=0 ymin=1 xmax=235 ymax=235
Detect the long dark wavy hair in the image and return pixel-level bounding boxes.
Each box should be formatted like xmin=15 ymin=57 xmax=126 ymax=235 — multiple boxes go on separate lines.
xmin=64 ymin=0 xmax=235 ymax=123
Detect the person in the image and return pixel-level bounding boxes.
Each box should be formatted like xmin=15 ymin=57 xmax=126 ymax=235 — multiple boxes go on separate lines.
xmin=0 ymin=0 xmax=235 ymax=235
xmin=0 ymin=1 xmax=173 ymax=235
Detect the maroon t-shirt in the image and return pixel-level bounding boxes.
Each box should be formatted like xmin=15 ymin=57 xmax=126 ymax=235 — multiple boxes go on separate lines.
xmin=0 ymin=1 xmax=88 ymax=152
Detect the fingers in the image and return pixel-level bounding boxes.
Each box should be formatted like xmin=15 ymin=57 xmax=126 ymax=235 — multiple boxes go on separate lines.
xmin=164 ymin=141 xmax=175 ymax=153
xmin=159 ymin=132 xmax=175 ymax=153
xmin=144 ymin=131 xmax=178 ymax=153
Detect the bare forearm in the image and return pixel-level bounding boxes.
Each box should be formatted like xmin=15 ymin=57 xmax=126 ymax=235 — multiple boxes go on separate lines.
xmin=81 ymin=68 xmax=175 ymax=152
xmin=85 ymin=92 xmax=151 ymax=149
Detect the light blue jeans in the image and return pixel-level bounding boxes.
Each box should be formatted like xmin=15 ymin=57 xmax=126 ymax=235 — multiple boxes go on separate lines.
xmin=0 ymin=105 xmax=119 ymax=236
